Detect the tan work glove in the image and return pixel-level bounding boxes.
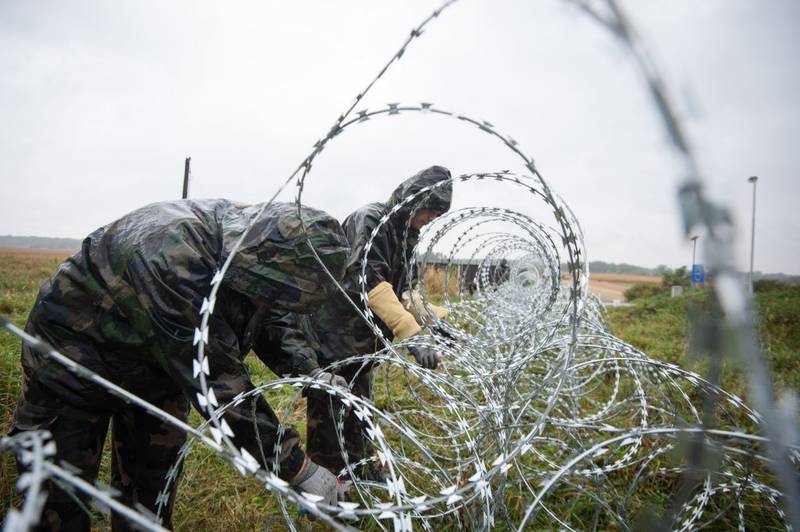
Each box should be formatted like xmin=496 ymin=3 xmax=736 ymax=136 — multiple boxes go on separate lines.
xmin=402 ymin=290 xmax=448 ymax=324
xmin=367 ymin=281 xmax=421 ymax=341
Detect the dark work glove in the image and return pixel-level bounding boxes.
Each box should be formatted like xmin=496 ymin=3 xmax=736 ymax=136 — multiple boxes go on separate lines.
xmin=429 ymin=323 xmax=457 ymax=344
xmin=408 ymin=343 xmax=439 ymax=370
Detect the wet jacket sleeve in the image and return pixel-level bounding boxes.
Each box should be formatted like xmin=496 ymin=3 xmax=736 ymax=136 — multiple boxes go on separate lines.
xmin=129 ymin=246 xmax=306 ymax=480
xmin=158 ymin=313 xmax=306 ymax=480
xmin=346 ymin=209 xmax=394 ymax=292
xmin=251 ymin=310 xmax=321 ymax=377
xmin=345 ymin=207 xmax=425 ymax=341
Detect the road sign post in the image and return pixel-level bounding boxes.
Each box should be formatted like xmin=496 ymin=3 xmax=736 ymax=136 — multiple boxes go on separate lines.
xmin=691 ymin=264 xmax=705 ymax=286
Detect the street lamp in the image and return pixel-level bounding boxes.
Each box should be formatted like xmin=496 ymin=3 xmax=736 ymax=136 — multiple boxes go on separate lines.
xmin=748 ymin=176 xmax=758 ymax=294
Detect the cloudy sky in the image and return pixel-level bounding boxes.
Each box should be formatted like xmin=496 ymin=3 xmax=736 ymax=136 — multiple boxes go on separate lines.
xmin=1 ymin=0 xmax=798 ymax=273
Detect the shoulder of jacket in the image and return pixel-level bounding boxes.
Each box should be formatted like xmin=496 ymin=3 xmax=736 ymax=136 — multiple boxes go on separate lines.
xmin=344 ymin=203 xmax=389 ymax=228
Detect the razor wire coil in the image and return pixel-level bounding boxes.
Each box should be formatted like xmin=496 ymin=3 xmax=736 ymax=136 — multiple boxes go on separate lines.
xmin=2 ymin=0 xmax=798 ymax=530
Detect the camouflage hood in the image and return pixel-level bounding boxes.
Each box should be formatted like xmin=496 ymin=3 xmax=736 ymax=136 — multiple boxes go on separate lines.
xmin=385 ymin=165 xmax=453 ymax=224
xmin=223 ymin=202 xmax=350 ymax=313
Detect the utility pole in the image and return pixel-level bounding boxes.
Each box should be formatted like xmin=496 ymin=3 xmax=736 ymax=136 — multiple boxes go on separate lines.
xmin=748 ymin=175 xmax=758 ymax=293
xmin=182 ymin=157 xmax=191 ymax=199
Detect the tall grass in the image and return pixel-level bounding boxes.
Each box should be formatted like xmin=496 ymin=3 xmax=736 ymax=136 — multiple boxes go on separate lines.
xmin=423 ymin=265 xmax=460 ymax=298
xmin=0 ymin=252 xmax=66 ymax=511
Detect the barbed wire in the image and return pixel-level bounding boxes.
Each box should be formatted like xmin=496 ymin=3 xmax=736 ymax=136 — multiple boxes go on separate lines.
xmin=2 ymin=0 xmax=798 ymax=530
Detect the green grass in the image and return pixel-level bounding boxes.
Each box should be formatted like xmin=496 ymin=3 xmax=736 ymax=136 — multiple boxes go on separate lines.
xmin=606 ymin=287 xmax=800 ymax=397
xmin=1 ymin=252 xmax=798 ymax=530
xmin=605 ymin=286 xmax=799 ymax=530
xmin=1 ymin=252 xmax=66 ymax=512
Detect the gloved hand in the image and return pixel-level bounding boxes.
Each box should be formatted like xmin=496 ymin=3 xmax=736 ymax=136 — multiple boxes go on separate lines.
xmin=402 ymin=289 xmax=449 ymax=323
xmin=303 ymin=369 xmax=350 ymax=410
xmin=429 ymin=323 xmax=456 ymax=343
xmin=408 ymin=343 xmax=439 ymax=370
xmin=309 ymin=368 xmax=348 ymax=389
xmin=290 ymin=457 xmax=346 ymax=506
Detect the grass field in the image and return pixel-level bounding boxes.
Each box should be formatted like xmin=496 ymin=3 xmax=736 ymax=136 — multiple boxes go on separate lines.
xmin=1 ymin=250 xmax=798 ymax=530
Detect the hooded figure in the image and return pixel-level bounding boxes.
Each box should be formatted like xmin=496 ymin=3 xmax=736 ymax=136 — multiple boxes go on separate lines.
xmin=289 ymin=166 xmax=453 ymax=477
xmin=10 ymin=199 xmax=349 ymax=531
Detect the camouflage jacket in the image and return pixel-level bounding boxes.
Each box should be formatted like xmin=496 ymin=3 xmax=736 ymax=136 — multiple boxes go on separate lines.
xmin=22 ymin=199 xmax=348 ymax=477
xmin=294 ymin=166 xmax=452 ymax=366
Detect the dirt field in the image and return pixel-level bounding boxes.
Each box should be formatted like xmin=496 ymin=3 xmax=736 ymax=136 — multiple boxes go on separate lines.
xmin=563 ymin=272 xmax=663 ymax=303
xmin=590 ymin=273 xmax=661 ymax=302
xmin=589 ymin=273 xmax=662 ymax=285
xmin=0 ymin=247 xmax=74 ymax=259
xmin=1 ymin=249 xmax=660 ymax=304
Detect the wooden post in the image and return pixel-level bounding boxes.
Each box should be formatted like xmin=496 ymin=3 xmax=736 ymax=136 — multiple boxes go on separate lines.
xmin=182 ymin=157 xmax=191 ymax=199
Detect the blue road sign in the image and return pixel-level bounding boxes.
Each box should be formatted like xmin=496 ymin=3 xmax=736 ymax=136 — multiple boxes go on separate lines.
xmin=691 ymin=264 xmax=705 ymax=284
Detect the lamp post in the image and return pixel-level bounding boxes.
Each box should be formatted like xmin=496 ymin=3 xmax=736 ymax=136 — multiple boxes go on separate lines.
xmin=748 ymin=175 xmax=758 ymax=294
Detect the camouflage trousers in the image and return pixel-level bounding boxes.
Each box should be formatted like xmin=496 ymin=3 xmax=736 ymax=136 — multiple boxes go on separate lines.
xmin=306 ymin=364 xmax=373 ymax=475
xmin=10 ymin=376 xmax=189 ymax=531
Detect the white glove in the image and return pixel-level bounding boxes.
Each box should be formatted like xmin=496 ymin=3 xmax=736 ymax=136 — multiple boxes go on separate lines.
xmin=304 ymin=369 xmax=349 ymax=406
xmin=290 ymin=457 xmax=345 ymax=506
xmin=309 ymin=368 xmax=347 ymax=389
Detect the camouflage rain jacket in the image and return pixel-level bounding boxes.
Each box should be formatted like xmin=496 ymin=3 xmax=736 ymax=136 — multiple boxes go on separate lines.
xmin=294 ymin=166 xmax=452 ymax=366
xmin=21 ymin=199 xmax=349 ymax=477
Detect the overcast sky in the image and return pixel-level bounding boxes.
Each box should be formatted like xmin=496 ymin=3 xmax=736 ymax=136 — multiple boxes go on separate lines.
xmin=1 ymin=1 xmax=798 ymax=273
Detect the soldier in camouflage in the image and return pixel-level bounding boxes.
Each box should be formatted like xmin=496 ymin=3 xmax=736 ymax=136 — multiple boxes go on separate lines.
xmin=9 ymin=199 xmax=350 ymax=531
xmin=292 ymin=166 xmax=453 ymax=478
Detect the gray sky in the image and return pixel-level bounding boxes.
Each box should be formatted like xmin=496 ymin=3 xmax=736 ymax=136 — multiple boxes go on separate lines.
xmin=1 ymin=0 xmax=798 ymax=273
